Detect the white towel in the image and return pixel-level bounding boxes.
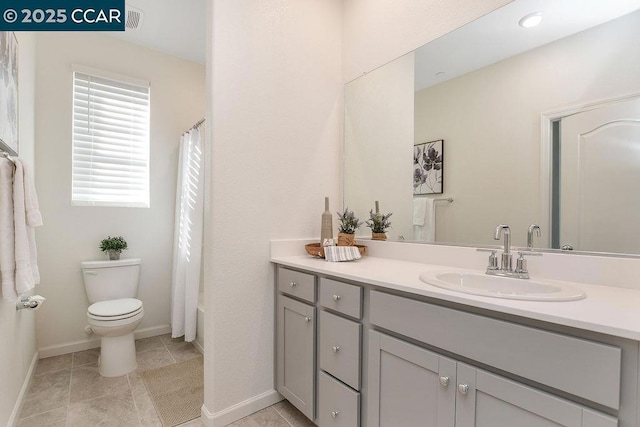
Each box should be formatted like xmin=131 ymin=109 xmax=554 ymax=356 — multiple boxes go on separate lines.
xmin=22 ymin=160 xmax=42 ymax=227
xmin=324 ymin=246 xmax=362 ymax=262
xmin=12 ymin=159 xmax=42 ymax=296
xmin=412 ymin=198 xmax=427 ymax=226
xmin=413 ymin=197 xmax=436 ymax=242
xmin=0 ymin=158 xmax=16 ymax=299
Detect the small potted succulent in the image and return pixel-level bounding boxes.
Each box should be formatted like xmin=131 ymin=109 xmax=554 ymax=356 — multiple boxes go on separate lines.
xmin=99 ymin=236 xmax=128 ymax=260
xmin=336 ymin=208 xmax=363 ymax=246
xmin=366 ymin=210 xmax=392 ymax=240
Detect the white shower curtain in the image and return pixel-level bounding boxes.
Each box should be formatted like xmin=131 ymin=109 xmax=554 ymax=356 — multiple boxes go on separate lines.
xmin=171 ymin=126 xmax=204 ymax=342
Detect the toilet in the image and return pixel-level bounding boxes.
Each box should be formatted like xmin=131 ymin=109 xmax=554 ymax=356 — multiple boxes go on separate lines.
xmin=81 ymin=258 xmax=144 ymax=377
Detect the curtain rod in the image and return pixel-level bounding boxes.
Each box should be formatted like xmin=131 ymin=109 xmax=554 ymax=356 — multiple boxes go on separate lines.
xmin=190 ymin=118 xmax=205 ymax=130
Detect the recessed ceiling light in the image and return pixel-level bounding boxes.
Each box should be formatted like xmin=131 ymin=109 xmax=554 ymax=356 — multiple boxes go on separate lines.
xmin=519 ymin=12 xmax=543 ymax=28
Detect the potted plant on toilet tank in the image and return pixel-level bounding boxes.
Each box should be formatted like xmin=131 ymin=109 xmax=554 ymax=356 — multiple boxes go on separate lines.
xmin=99 ymin=236 xmax=128 ymax=260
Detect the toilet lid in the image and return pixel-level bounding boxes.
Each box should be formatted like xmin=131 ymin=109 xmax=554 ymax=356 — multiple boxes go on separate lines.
xmin=88 ymin=298 xmax=143 ymax=317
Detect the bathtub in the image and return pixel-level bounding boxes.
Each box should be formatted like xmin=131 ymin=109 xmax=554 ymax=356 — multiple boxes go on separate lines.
xmin=195 ymin=291 xmax=204 ymax=354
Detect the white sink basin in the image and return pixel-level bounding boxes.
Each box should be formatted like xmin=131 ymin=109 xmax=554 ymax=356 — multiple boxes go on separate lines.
xmin=419 ymin=271 xmax=586 ymax=301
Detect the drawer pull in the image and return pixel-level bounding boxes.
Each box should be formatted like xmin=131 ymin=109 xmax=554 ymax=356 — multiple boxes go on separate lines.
xmin=290 ymin=281 xmax=297 ymax=287
xmin=331 ymin=411 xmax=339 ymax=418
xmin=458 ymin=384 xmax=469 ymax=395
xmin=332 ymin=346 xmax=341 ymax=353
xmin=304 ymin=317 xmax=311 ymax=323
xmin=439 ymin=376 xmax=450 ymax=387
xmin=332 ymin=294 xmax=341 ymax=301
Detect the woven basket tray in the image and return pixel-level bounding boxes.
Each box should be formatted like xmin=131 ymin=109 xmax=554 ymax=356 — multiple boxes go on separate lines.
xmin=305 ymin=242 xmax=367 ymax=258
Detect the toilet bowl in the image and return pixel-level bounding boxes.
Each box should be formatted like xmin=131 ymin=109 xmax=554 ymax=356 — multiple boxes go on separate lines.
xmin=82 ymin=259 xmax=143 ymax=377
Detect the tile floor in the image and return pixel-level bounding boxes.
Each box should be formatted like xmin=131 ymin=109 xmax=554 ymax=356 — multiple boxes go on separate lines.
xmin=16 ymin=334 xmax=313 ymax=427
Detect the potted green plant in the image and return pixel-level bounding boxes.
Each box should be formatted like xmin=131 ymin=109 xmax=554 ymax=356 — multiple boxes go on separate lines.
xmin=366 ymin=210 xmax=392 ymax=240
xmin=99 ymin=236 xmax=128 ymax=260
xmin=336 ymin=208 xmax=363 ymax=246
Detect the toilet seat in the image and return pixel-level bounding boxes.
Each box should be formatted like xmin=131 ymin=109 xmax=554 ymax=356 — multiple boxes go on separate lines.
xmin=88 ymin=298 xmax=143 ymax=321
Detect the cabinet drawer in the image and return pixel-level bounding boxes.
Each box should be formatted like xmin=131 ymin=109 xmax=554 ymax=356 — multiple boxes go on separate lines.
xmin=320 ymin=310 xmax=362 ymax=390
xmin=319 ymin=371 xmax=360 ymax=427
xmin=278 ymin=268 xmax=316 ymax=303
xmin=319 ymin=278 xmax=362 ymax=319
xmin=369 ymin=291 xmax=622 ymax=410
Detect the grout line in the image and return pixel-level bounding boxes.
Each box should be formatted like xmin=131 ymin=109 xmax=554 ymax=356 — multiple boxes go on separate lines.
xmin=271 ymin=404 xmax=295 ymax=427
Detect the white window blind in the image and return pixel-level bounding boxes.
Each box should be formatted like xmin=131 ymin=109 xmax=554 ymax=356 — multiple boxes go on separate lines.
xmin=72 ymin=69 xmax=150 ymax=207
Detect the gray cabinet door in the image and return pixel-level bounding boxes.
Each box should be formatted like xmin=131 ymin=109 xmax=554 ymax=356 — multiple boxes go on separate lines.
xmin=368 ymin=331 xmax=456 ymax=427
xmin=455 ymin=363 xmax=618 ymax=427
xmin=277 ymin=295 xmax=316 ymax=421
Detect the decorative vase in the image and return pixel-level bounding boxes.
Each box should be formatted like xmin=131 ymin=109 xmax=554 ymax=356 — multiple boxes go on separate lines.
xmin=372 ymin=232 xmax=387 ymax=241
xmin=337 ymin=233 xmax=356 ymax=246
xmin=321 ymin=197 xmax=333 ymax=243
xmin=107 ymin=250 xmax=121 ymax=260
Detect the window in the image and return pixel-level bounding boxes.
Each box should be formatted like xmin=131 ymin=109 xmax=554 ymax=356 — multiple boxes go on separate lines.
xmin=72 ymin=66 xmax=150 ymax=207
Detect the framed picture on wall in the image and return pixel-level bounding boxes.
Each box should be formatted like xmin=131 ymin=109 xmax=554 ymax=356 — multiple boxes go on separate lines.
xmin=413 ymin=139 xmax=443 ymax=195
xmin=0 ymin=32 xmax=18 ymax=156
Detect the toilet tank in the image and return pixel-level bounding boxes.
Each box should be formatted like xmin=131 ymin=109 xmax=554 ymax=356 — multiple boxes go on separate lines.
xmin=81 ymin=258 xmax=142 ymax=303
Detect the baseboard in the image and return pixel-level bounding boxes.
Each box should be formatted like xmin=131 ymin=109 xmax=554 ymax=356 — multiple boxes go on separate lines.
xmin=193 ymin=338 xmax=204 ymax=355
xmin=134 ymin=324 xmax=171 ymax=340
xmin=201 ymin=389 xmax=283 ymax=427
xmin=7 ymin=350 xmax=38 ymax=427
xmin=38 ymin=324 xmax=171 ymax=358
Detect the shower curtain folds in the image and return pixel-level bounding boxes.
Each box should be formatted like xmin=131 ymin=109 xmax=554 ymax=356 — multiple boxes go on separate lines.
xmin=171 ymin=125 xmax=204 ymax=342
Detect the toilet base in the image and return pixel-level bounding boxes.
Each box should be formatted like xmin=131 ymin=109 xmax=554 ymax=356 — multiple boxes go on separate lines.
xmin=99 ymin=332 xmax=137 ymax=377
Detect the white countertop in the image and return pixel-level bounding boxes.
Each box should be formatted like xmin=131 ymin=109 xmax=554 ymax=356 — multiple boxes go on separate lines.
xmin=271 ymin=254 xmax=640 ymax=341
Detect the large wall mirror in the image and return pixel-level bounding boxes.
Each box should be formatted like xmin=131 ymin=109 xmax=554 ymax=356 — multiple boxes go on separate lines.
xmin=344 ymin=0 xmax=640 ymax=255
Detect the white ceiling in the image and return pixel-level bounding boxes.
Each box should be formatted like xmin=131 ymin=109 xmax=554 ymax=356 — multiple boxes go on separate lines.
xmin=415 ymin=0 xmax=640 ymax=91
xmin=107 ymin=0 xmax=206 ymax=64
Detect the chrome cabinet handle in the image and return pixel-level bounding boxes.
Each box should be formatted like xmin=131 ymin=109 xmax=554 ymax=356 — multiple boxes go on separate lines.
xmin=290 ymin=281 xmax=297 ymax=287
xmin=331 ymin=411 xmax=339 ymax=418
xmin=332 ymin=294 xmax=341 ymax=301
xmin=85 ymin=270 xmax=98 ymax=276
xmin=439 ymin=376 xmax=450 ymax=387
xmin=458 ymin=384 xmax=469 ymax=395
xmin=304 ymin=317 xmax=311 ymax=323
xmin=332 ymin=346 xmax=340 ymax=353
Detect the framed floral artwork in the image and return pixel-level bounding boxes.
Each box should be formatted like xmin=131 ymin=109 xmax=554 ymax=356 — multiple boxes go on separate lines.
xmin=0 ymin=32 xmax=18 ymax=156
xmin=413 ymin=139 xmax=443 ymax=195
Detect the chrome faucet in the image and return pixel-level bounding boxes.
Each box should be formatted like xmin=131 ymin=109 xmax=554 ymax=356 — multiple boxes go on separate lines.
xmin=527 ymin=224 xmax=541 ymax=249
xmin=484 ymin=224 xmax=539 ymax=279
xmin=494 ymin=224 xmax=512 ymax=272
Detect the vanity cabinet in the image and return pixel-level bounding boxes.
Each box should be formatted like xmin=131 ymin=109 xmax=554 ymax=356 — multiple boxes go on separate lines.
xmin=368 ymin=330 xmax=617 ymax=427
xmin=275 ymin=264 xmax=634 ymax=427
xmin=276 ymin=269 xmax=317 ymax=420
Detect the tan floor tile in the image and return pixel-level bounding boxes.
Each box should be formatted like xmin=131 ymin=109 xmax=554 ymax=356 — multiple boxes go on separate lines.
xmin=136 ymin=346 xmax=176 ymax=372
xmin=72 ymin=348 xmax=100 ymax=367
xmin=17 ymin=405 xmax=67 ymax=426
xmin=69 ymin=365 xmax=129 ymax=404
xmin=167 ymin=342 xmax=201 ymax=363
xmin=68 ymin=391 xmax=139 ymax=426
xmin=35 ymin=354 xmax=72 ymax=375
xmin=136 ymin=335 xmax=165 ymax=353
xmin=227 ymin=407 xmax=290 ymax=427
xmin=131 ymin=380 xmax=158 ymax=420
xmin=272 ymin=400 xmax=315 ymax=427
xmin=178 ymin=417 xmax=205 ymax=426
xmin=160 ymin=333 xmax=186 ymax=346
xmin=20 ymin=369 xmax=70 ymax=416
xmin=128 ymin=370 xmax=145 ymax=389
